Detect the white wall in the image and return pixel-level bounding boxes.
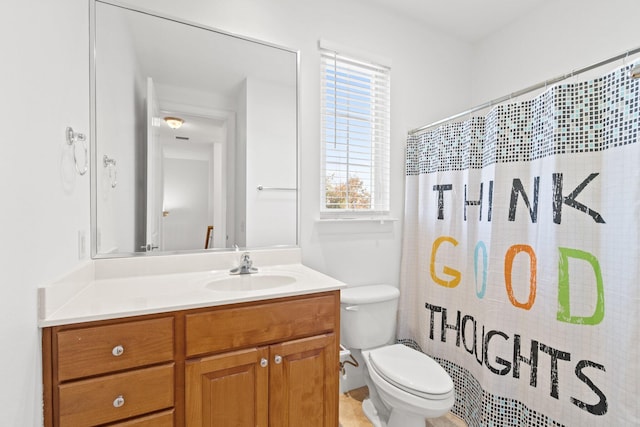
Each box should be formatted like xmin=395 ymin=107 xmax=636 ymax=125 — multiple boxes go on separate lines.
xmin=470 ymin=0 xmax=640 ymax=106
xmin=245 ymin=77 xmax=297 ymax=247
xmin=0 ymin=1 xmax=90 ymax=425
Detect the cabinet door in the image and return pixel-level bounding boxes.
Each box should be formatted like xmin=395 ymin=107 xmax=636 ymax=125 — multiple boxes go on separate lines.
xmin=269 ymin=334 xmax=338 ymax=427
xmin=186 ymin=347 xmax=269 ymax=427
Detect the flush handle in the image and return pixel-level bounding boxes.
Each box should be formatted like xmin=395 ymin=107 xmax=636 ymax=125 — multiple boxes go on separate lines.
xmin=344 ymin=305 xmax=359 ymax=311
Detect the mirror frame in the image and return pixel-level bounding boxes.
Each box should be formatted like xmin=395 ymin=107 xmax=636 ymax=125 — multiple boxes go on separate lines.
xmin=89 ymin=0 xmax=300 ymax=259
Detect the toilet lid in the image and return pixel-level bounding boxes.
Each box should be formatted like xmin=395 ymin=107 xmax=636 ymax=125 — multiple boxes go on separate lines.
xmin=340 ymin=284 xmax=399 ymax=304
xmin=368 ymin=344 xmax=454 ymax=399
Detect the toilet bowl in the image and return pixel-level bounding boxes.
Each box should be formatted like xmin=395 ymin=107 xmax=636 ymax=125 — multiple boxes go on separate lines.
xmin=340 ymin=285 xmax=455 ymax=427
xmin=364 ymin=345 xmax=455 ymax=425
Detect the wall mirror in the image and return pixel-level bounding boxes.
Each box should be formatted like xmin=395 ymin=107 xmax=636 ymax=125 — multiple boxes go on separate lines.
xmin=90 ymin=0 xmax=298 ymax=258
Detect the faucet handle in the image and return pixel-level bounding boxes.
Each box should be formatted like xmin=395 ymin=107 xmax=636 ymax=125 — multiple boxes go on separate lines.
xmin=230 ymin=252 xmax=257 ymax=274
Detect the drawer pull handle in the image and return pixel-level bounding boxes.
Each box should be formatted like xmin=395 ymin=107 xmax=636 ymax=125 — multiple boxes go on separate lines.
xmin=260 ymin=358 xmax=268 ymax=368
xmin=274 ymin=355 xmax=282 ymax=364
xmin=112 ymin=345 xmax=124 ymax=357
xmin=113 ymin=395 xmax=125 ymax=408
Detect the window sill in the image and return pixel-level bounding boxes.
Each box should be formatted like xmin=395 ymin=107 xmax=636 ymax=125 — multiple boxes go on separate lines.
xmin=316 ymin=217 xmax=399 ymax=224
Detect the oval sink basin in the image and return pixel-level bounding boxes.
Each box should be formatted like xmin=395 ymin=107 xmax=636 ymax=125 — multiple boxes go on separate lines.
xmin=206 ymin=274 xmax=297 ymax=292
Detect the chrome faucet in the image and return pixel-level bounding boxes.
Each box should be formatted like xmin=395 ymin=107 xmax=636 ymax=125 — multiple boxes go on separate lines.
xmin=230 ymin=252 xmax=258 ymax=275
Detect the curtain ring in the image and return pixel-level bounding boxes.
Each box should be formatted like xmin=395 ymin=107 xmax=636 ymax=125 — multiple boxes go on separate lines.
xmin=66 ymin=127 xmax=88 ymax=176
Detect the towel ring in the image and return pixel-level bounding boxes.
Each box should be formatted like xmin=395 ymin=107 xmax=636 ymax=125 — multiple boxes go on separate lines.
xmin=66 ymin=127 xmax=88 ymax=176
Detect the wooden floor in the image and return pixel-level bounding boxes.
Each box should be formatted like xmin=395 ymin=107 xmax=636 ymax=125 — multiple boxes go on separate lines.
xmin=339 ymin=387 xmax=467 ymax=427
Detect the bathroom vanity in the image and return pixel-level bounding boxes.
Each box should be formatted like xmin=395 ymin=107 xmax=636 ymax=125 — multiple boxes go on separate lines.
xmin=39 ymin=249 xmax=343 ymax=427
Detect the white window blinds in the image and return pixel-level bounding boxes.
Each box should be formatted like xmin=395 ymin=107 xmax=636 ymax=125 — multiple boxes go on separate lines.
xmin=320 ymin=47 xmax=390 ymax=216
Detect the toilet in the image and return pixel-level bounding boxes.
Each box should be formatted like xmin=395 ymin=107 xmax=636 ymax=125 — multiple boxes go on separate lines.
xmin=340 ymin=284 xmax=455 ymax=427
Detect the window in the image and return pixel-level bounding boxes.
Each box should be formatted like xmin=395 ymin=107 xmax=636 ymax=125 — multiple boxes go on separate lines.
xmin=320 ymin=44 xmax=390 ymax=217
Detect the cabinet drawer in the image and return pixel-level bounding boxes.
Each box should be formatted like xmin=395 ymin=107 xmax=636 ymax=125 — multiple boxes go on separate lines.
xmin=58 ymin=363 xmax=174 ymax=427
xmin=56 ymin=317 xmax=174 ymax=381
xmin=109 ymin=409 xmax=174 ymax=427
xmin=186 ymin=294 xmax=337 ymax=357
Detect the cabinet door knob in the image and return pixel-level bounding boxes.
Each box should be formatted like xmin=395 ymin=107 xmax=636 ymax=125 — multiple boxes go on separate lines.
xmin=112 ymin=345 xmax=124 ymax=357
xmin=260 ymin=358 xmax=268 ymax=368
xmin=274 ymin=355 xmax=282 ymax=364
xmin=113 ymin=395 xmax=125 ymax=408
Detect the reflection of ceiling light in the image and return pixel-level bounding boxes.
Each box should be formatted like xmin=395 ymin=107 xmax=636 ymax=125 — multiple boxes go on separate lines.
xmin=164 ymin=117 xmax=184 ymax=129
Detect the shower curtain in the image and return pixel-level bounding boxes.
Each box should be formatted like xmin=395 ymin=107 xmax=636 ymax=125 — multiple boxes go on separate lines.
xmin=398 ymin=64 xmax=639 ymax=426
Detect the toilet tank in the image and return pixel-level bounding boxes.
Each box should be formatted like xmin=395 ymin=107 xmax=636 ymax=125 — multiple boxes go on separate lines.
xmin=340 ymin=284 xmax=400 ymax=350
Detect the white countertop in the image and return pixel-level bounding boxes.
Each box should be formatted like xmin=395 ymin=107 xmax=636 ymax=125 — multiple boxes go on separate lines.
xmin=38 ymin=248 xmax=345 ymax=327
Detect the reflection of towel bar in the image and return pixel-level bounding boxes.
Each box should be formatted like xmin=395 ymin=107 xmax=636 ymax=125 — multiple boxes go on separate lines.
xmin=257 ymin=185 xmax=297 ymax=191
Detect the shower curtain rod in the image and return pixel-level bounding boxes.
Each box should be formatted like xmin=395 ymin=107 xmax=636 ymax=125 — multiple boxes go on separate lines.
xmin=408 ymin=45 xmax=640 ymax=136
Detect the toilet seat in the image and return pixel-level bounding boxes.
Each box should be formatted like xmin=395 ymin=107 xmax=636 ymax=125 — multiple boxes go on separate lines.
xmin=367 ymin=344 xmax=454 ymax=400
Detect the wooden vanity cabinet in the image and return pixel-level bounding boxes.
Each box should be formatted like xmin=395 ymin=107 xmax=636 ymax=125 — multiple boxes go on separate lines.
xmin=184 ymin=293 xmax=339 ymax=427
xmin=42 ymin=291 xmax=340 ymax=427
xmin=185 ymin=334 xmax=336 ymax=427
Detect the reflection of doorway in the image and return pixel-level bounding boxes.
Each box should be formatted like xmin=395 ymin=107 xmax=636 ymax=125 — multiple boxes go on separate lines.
xmin=158 ymin=107 xmax=231 ymax=250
